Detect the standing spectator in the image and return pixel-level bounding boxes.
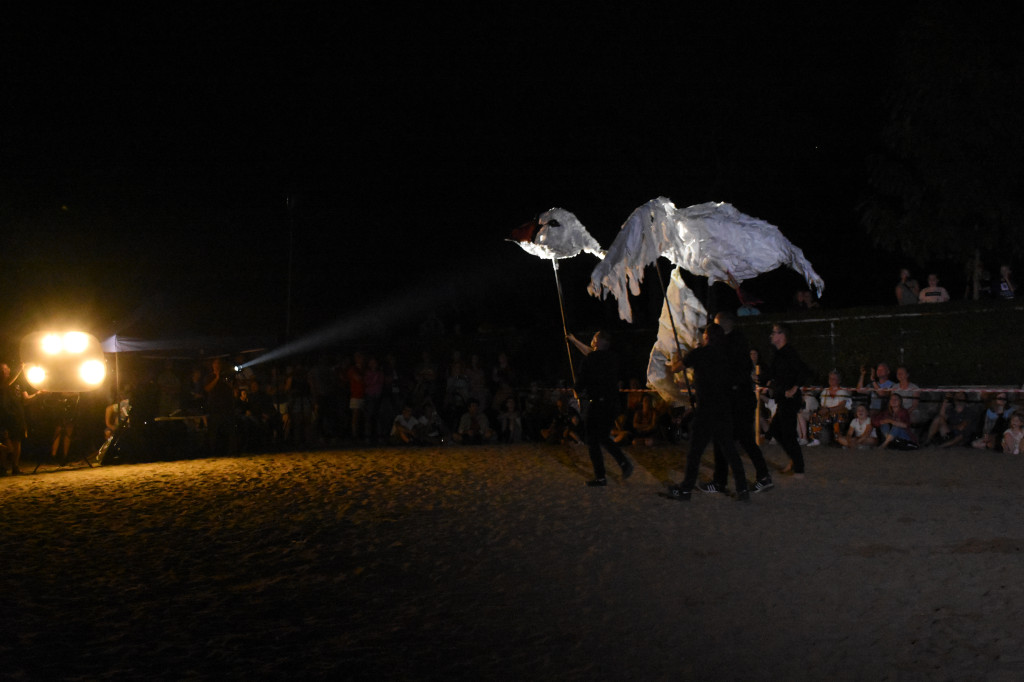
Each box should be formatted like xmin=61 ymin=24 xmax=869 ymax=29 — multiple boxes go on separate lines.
xmin=347 ymin=352 xmax=367 ymax=441
xmin=996 ymin=264 xmax=1016 ymax=300
xmin=309 ymin=354 xmax=340 ymax=444
xmin=156 ymin=360 xmax=181 ymax=416
xmin=285 ymin=364 xmax=313 ymax=449
xmin=895 ymin=268 xmax=920 ymax=305
xmin=918 ymin=274 xmax=950 ymax=303
xmin=362 ymin=356 xmax=385 ymax=443
xmin=491 ymin=351 xmax=516 ymax=417
xmin=204 ymin=357 xmax=237 ymax=456
xmin=0 ymin=362 xmax=35 ymax=475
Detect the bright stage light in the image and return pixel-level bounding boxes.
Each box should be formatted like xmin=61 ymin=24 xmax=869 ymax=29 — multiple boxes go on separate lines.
xmin=26 ymin=365 xmax=47 ymax=386
xmin=41 ymin=334 xmax=63 ymax=354
xmin=20 ymin=331 xmax=107 ymax=392
xmin=79 ymin=359 xmax=106 ymax=386
xmin=63 ymin=331 xmax=90 ymax=353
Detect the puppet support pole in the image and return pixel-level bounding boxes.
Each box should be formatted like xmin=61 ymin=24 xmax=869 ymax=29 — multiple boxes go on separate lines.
xmin=552 ymin=259 xmax=578 ymax=387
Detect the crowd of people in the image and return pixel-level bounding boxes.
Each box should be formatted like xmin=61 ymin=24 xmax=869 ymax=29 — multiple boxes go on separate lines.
xmin=0 ymin=264 xmax=1021 ymax=476
xmin=895 ymin=264 xmax=1015 ymax=305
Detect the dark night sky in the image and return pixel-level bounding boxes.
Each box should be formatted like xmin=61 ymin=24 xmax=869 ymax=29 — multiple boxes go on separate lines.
xmin=2 ymin=5 xmax=919 ymax=346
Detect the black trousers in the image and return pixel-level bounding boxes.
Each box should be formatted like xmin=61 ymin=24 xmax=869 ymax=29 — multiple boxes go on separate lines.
xmin=681 ymin=408 xmax=747 ymax=493
xmin=585 ymin=400 xmax=629 ymax=479
xmin=714 ymin=387 xmax=770 ymax=484
xmin=770 ymin=396 xmax=805 ymax=473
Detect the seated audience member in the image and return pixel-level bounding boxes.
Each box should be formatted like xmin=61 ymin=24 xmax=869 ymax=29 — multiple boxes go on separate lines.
xmin=971 ymin=392 xmax=1015 ymax=450
xmin=631 ymin=394 xmax=659 ymax=446
xmin=496 ymin=396 xmax=523 ymax=443
xmin=610 ymin=413 xmax=633 ymax=445
xmin=1001 ymin=412 xmax=1024 ymax=454
xmin=797 ymin=392 xmax=820 ymax=446
xmin=925 ymin=391 xmax=975 ymax=447
xmin=392 ymin=404 xmax=426 ymax=445
xmin=874 ymin=393 xmax=916 ymax=449
xmin=892 ymin=366 xmax=923 ymax=427
xmin=836 ymin=404 xmax=877 ymax=448
xmin=812 ymin=370 xmax=852 ymax=445
xmin=540 ymin=396 xmax=581 ymax=445
xmin=918 ymin=273 xmax=950 ymax=303
xmin=420 ymin=401 xmax=448 ymax=445
xmin=996 ymin=264 xmax=1016 ymax=300
xmin=895 ymin=268 xmax=920 ymax=305
xmin=857 ymin=362 xmax=895 ymax=413
xmin=452 ymin=399 xmax=495 ymax=445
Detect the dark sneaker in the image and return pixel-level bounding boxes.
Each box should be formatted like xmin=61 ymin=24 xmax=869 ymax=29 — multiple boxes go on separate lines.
xmin=697 ymin=481 xmax=729 ymax=495
xmin=621 ymin=460 xmax=635 ymax=480
xmin=666 ymin=484 xmax=691 ymax=501
xmin=586 ymin=478 xmax=608 ymax=487
xmin=751 ymin=477 xmax=774 ymax=493
xmin=735 ymin=489 xmax=750 ymax=502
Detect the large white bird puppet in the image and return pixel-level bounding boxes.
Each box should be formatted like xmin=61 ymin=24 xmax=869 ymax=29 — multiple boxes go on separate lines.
xmin=588 ymin=197 xmax=825 ymax=406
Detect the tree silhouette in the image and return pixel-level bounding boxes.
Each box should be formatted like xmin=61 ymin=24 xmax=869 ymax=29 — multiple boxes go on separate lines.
xmin=860 ymin=5 xmax=1024 ymax=267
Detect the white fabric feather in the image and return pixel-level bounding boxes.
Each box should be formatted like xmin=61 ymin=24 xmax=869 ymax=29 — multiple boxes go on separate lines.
xmin=588 ymin=197 xmax=824 ymax=322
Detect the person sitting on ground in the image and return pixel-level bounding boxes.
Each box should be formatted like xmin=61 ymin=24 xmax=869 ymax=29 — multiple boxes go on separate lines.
xmin=610 ymin=413 xmax=633 ymax=445
xmin=631 ymin=393 xmax=659 ymax=446
xmin=971 ymin=392 xmax=1015 ymax=450
xmin=925 ymin=391 xmax=975 ymax=448
xmin=452 ymin=398 xmax=496 ymax=445
xmin=836 ymin=404 xmax=878 ymax=449
xmin=892 ymin=366 xmax=923 ymax=427
xmin=918 ymin=273 xmax=950 ymax=303
xmin=540 ymin=396 xmax=581 ymax=445
xmin=895 ymin=268 xmax=920 ymax=305
xmin=420 ymin=401 xmax=448 ymax=445
xmin=496 ymin=396 xmax=523 ymax=443
xmin=812 ymin=370 xmax=852 ymax=445
xmin=1001 ymin=412 xmax=1024 ymax=454
xmin=996 ymin=264 xmax=1016 ymax=300
xmin=797 ymin=392 xmax=820 ymax=446
xmin=873 ymin=393 xmax=916 ymax=449
xmin=391 ymin=404 xmax=426 ymax=445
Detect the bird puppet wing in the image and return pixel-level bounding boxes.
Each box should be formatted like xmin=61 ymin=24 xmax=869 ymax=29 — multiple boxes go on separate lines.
xmin=588 ymin=197 xmax=824 ymax=322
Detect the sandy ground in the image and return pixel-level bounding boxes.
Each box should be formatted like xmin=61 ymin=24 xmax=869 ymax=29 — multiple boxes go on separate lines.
xmin=3 ymin=441 xmax=1024 ymax=681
